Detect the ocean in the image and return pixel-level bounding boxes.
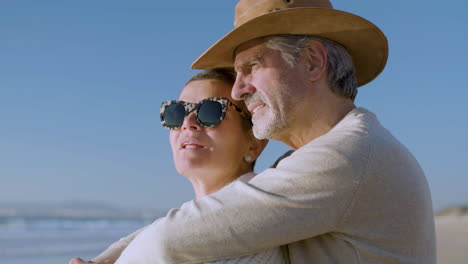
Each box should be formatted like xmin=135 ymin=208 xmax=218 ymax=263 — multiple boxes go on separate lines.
xmin=0 ymin=216 xmax=150 ymax=264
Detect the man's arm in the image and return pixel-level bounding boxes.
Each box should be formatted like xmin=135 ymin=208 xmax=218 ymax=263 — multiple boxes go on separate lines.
xmin=70 ymin=224 xmax=149 ymax=264
xmin=87 ymin=152 xmax=290 ymax=264
xmin=90 ymin=226 xmax=147 ymax=263
xmin=116 ymin=139 xmax=369 ymax=264
xmin=69 ymin=228 xmax=145 ymax=264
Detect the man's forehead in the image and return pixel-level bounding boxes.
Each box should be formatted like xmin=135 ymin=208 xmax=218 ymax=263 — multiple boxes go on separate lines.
xmin=235 ymin=37 xmax=267 ymax=55
xmin=234 ymin=38 xmax=269 ymax=66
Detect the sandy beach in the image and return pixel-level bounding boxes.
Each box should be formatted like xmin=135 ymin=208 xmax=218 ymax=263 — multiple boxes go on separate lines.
xmin=436 ymin=216 xmax=468 ymax=264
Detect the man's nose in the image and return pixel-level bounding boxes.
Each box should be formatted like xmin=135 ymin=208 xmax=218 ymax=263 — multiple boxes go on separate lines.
xmin=181 ymin=112 xmax=201 ymax=130
xmin=232 ymin=73 xmax=255 ymax=101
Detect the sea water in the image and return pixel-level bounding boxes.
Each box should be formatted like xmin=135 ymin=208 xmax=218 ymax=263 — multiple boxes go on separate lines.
xmin=0 ymin=216 xmax=149 ymax=264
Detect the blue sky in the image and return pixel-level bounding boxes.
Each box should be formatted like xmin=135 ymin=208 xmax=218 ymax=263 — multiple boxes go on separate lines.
xmin=1 ymin=0 xmax=467 ymax=212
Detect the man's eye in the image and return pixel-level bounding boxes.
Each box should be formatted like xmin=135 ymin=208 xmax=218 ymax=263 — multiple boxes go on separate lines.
xmin=249 ymin=63 xmax=258 ymax=71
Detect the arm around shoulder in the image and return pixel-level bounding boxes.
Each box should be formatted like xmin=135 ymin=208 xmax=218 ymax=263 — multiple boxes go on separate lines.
xmin=116 ymin=139 xmax=369 ymax=264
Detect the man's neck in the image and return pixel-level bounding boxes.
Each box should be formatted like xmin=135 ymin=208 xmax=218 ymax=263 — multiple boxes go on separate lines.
xmin=279 ymin=99 xmax=356 ymax=150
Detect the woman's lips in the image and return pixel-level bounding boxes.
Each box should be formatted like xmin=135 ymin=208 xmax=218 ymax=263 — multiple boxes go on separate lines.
xmin=181 ymin=142 xmax=207 ymax=150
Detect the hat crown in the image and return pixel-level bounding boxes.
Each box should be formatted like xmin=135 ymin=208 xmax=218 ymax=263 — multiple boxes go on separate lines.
xmin=235 ymin=0 xmax=333 ymax=27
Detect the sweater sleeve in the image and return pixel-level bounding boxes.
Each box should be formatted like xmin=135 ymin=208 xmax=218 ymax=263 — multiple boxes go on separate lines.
xmin=91 ymin=226 xmax=148 ymax=263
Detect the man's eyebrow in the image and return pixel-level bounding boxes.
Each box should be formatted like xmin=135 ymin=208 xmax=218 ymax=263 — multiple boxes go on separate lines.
xmin=234 ymin=55 xmax=264 ymax=71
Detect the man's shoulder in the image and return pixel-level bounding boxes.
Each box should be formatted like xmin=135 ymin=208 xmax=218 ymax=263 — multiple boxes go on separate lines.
xmin=286 ymin=107 xmax=408 ymax=174
xmin=299 ymin=107 xmax=379 ymax=155
xmin=311 ymin=107 xmax=400 ymax=153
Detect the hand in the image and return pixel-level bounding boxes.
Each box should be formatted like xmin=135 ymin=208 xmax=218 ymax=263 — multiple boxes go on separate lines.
xmin=68 ymin=258 xmax=89 ymax=264
xmin=69 ymin=258 xmax=115 ymax=264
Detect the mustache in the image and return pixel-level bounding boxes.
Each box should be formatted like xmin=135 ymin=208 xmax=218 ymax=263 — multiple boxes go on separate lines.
xmin=245 ymin=93 xmax=264 ymax=108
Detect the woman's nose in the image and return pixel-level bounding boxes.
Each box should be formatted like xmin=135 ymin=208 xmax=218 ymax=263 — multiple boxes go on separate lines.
xmin=181 ymin=112 xmax=201 ymax=130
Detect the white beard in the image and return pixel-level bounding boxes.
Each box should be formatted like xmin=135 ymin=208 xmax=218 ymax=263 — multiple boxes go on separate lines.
xmin=251 ymin=105 xmax=288 ymax=140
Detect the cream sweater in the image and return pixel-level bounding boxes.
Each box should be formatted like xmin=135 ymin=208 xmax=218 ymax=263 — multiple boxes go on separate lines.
xmin=114 ymin=108 xmax=435 ymax=264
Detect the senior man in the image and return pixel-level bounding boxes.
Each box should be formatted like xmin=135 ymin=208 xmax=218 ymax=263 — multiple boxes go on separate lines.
xmin=81 ymin=0 xmax=436 ymax=263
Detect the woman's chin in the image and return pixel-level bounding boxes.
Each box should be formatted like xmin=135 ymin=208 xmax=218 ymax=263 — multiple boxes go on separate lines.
xmin=175 ymin=159 xmax=214 ymax=173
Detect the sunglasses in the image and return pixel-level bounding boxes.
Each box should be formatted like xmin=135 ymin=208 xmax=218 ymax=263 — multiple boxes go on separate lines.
xmin=160 ymin=97 xmax=251 ymax=130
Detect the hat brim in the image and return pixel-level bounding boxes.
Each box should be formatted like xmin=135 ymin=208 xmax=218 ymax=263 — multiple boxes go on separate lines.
xmin=191 ymin=8 xmax=388 ymax=87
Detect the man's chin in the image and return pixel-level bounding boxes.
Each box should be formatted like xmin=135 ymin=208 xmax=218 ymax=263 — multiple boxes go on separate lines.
xmin=253 ymin=123 xmax=272 ymax=140
xmin=252 ymin=114 xmax=278 ymax=139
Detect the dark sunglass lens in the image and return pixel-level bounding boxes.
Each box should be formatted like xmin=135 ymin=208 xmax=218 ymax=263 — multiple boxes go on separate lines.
xmin=197 ymin=101 xmax=223 ymax=127
xmin=163 ymin=103 xmax=186 ymax=128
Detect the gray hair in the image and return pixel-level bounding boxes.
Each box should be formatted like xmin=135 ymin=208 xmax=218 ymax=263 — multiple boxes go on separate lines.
xmin=265 ymin=35 xmax=358 ymax=100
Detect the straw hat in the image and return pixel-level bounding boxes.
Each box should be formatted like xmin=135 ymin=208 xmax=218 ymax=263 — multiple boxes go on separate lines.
xmin=192 ymin=0 xmax=388 ymax=87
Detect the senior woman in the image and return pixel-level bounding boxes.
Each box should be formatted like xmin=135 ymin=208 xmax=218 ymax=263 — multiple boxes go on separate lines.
xmin=69 ymin=68 xmax=290 ymax=264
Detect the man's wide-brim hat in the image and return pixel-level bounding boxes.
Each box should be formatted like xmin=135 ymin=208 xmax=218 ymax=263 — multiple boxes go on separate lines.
xmin=192 ymin=0 xmax=388 ymax=87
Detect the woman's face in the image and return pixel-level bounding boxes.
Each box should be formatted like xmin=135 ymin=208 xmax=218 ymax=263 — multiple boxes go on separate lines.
xmin=169 ymin=79 xmax=254 ymax=180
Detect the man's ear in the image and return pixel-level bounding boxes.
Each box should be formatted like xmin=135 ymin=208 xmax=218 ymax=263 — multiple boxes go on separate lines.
xmin=303 ymin=40 xmax=328 ymax=82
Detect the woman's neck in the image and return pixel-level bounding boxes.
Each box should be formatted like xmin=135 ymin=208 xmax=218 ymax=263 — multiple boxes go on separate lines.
xmin=187 ymin=168 xmax=251 ymax=199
